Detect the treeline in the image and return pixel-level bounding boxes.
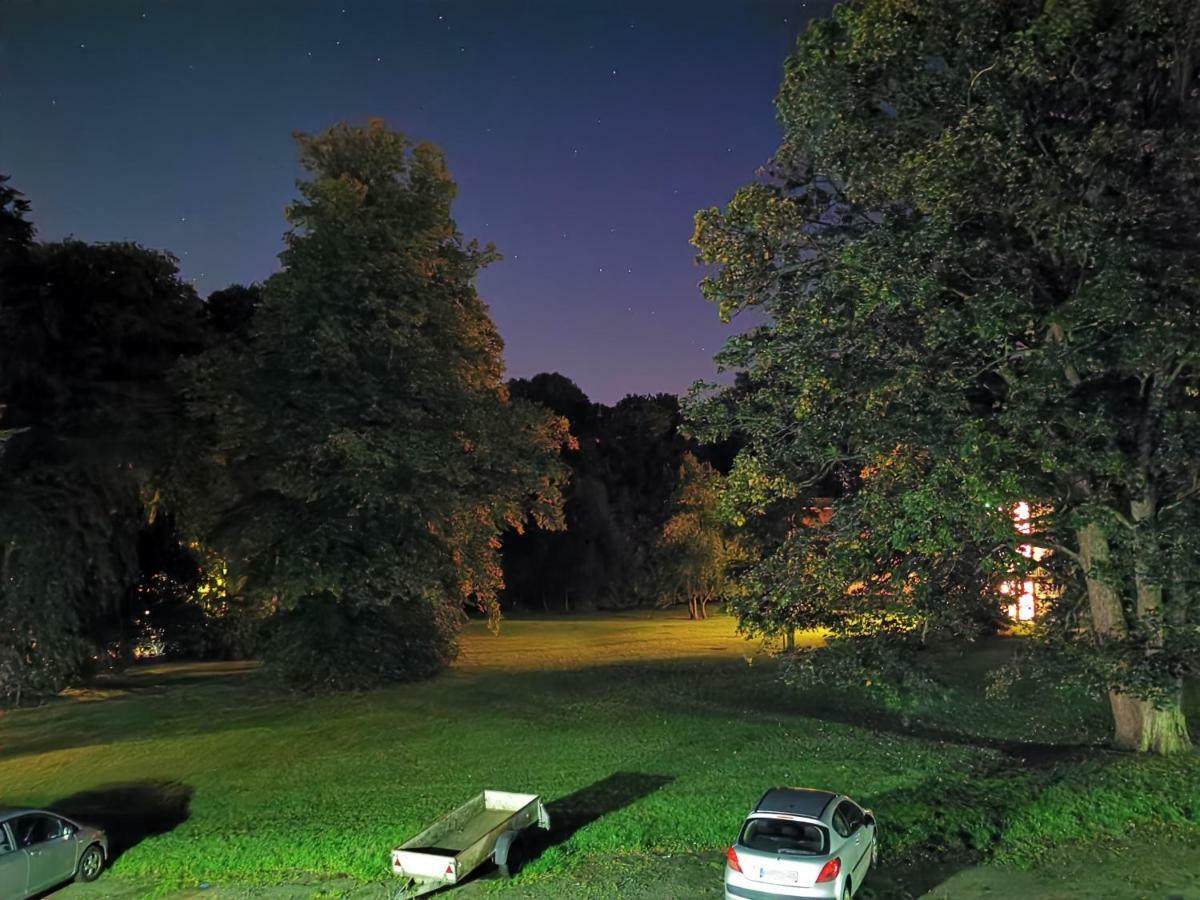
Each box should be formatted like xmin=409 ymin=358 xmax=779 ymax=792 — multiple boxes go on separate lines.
xmin=0 ymin=121 xmax=748 ymax=705
xmin=0 ymin=122 xmax=570 ymax=700
xmin=502 ymin=374 xmax=739 ymax=612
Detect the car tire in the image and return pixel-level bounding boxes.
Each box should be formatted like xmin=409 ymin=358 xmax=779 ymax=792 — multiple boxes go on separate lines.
xmin=499 ymin=835 xmax=525 ymax=878
xmin=842 ymin=881 xmax=852 ymax=900
xmin=75 ymin=843 xmax=105 ymax=883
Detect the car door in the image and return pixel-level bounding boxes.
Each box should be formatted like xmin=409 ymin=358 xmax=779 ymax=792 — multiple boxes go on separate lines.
xmin=835 ymin=800 xmax=870 ymax=883
xmin=12 ymin=814 xmax=77 ymax=893
xmin=0 ymin=821 xmax=29 ymax=900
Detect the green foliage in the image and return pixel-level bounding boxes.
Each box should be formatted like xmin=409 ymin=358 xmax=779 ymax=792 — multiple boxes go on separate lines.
xmin=265 ymin=596 xmax=457 ymax=692
xmin=203 ymin=282 xmax=262 ymax=339
xmin=502 ymin=380 xmax=714 ymax=611
xmin=690 ymin=0 xmax=1200 ymax=750
xmin=655 ymin=453 xmax=747 ymax=618
xmin=176 ymin=122 xmax=568 ymax=689
xmin=0 ymin=228 xmax=207 ymax=702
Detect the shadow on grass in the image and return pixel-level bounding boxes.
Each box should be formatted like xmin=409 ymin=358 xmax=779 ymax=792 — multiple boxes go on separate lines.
xmin=542 ymin=772 xmax=675 ymax=849
xmin=439 ymin=772 xmax=675 ymax=894
xmin=852 ymin=749 xmax=1104 ymax=900
xmin=50 ymin=780 xmax=192 ymax=863
xmin=788 ymin=696 xmax=1095 ymax=764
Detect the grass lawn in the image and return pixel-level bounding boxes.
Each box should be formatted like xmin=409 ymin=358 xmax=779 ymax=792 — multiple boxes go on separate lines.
xmin=0 ymin=610 xmax=1197 ymax=898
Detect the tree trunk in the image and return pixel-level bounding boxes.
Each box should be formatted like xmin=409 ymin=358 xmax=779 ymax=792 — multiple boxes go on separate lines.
xmin=1077 ymin=522 xmax=1128 ymax=641
xmin=687 ymin=597 xmax=697 ymax=620
xmin=1108 ymin=687 xmax=1192 ymax=753
xmin=698 ymin=598 xmax=709 ymax=619
xmin=1078 ymin=521 xmax=1193 ymax=753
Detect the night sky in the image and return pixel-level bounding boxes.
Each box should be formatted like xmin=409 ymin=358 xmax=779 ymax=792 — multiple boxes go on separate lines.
xmin=2 ymin=0 xmax=836 ymax=404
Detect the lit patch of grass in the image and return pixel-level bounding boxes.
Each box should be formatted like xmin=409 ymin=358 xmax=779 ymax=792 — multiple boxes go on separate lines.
xmin=0 ymin=612 xmax=1194 ymax=894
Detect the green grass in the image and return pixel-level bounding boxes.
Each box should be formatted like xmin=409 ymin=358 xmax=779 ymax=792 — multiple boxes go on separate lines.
xmin=0 ymin=611 xmax=1196 ymax=897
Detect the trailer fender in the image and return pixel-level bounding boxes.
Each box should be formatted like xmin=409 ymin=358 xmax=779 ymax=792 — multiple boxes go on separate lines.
xmin=495 ymin=829 xmax=525 ymax=877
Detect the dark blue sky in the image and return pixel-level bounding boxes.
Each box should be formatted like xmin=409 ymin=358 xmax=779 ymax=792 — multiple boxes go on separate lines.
xmin=2 ymin=0 xmax=836 ymax=403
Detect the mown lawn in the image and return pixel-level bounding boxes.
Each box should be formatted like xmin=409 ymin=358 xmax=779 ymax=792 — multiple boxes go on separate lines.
xmin=0 ymin=611 xmax=1197 ymax=898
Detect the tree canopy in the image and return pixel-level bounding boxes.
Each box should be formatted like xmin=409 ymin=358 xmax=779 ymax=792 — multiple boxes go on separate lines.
xmin=0 ymin=214 xmax=208 ymax=700
xmin=690 ymin=0 xmax=1200 ymax=753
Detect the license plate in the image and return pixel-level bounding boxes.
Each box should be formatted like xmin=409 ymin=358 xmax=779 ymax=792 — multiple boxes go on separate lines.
xmin=760 ymin=867 xmax=798 ymax=884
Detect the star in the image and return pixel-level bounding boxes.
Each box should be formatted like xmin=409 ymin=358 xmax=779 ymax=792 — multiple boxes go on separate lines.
xmin=611 ymin=69 xmax=617 ymax=75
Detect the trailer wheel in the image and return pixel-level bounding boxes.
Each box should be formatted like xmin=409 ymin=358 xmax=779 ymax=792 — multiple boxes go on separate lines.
xmin=497 ymin=832 xmax=526 ymax=878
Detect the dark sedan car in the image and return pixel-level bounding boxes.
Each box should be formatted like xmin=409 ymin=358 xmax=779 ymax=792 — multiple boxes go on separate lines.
xmin=0 ymin=809 xmax=107 ymax=898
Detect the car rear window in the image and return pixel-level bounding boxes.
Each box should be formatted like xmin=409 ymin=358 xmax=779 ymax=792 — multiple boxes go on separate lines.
xmin=739 ymin=816 xmax=829 ymax=855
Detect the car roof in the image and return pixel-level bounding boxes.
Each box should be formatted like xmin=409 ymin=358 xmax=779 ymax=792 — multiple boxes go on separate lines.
xmin=754 ymin=788 xmax=839 ymax=819
xmin=0 ymin=808 xmax=37 ymax=820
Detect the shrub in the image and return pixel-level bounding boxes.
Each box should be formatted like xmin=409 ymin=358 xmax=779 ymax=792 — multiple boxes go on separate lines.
xmin=264 ymin=598 xmax=460 ymax=692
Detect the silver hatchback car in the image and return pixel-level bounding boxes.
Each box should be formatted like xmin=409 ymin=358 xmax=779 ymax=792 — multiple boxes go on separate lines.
xmin=725 ymin=788 xmax=877 ymax=900
xmin=0 ymin=808 xmax=108 ymax=898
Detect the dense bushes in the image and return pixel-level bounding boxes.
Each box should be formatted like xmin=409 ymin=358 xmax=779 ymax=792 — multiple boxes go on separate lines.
xmin=264 ymin=599 xmax=459 ymax=692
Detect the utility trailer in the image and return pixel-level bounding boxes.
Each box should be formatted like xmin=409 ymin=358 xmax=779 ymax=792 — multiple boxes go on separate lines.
xmin=391 ymin=790 xmax=550 ymax=897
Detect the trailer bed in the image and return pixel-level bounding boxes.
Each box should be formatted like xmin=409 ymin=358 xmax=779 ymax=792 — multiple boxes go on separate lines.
xmin=392 ymin=790 xmax=549 ymax=897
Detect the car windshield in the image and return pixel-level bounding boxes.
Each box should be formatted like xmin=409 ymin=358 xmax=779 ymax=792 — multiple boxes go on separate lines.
xmin=739 ymin=816 xmax=829 ymax=856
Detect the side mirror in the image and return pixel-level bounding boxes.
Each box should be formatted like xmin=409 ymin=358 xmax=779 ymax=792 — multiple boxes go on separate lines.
xmin=862 ymin=812 xmax=875 ymax=827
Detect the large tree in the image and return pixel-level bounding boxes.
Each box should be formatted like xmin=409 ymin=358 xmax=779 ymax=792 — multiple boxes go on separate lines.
xmin=178 ymin=121 xmax=568 ymax=690
xmin=0 ymin=222 xmax=207 ymax=700
xmin=690 ymin=0 xmax=1200 ymax=753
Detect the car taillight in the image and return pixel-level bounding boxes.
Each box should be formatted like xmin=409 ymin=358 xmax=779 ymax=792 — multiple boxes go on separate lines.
xmin=816 ymin=857 xmax=841 ymax=883
xmin=726 ymin=846 xmax=742 ymax=873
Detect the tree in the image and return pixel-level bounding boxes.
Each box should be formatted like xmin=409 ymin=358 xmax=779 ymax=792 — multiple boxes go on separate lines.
xmin=689 ymin=0 xmax=1200 ymax=753
xmin=656 ymin=454 xmax=744 ymax=620
xmin=0 ymin=230 xmax=207 ymax=701
xmin=501 ymin=380 xmax=715 ymax=611
xmin=177 ymin=121 xmax=569 ymax=690
xmin=204 ymin=282 xmax=262 ymax=339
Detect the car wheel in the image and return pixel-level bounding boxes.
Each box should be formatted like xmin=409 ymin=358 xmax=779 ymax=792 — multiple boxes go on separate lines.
xmin=842 ymin=881 xmax=852 ymax=900
xmin=75 ymin=843 xmax=105 ymax=883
